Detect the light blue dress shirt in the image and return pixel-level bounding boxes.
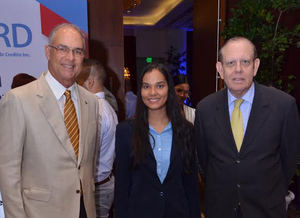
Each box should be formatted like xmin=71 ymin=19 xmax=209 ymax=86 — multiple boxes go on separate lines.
xmin=125 ymin=91 xmax=137 ymax=119
xmin=228 ymin=82 xmax=255 ymax=135
xmin=149 ymin=122 xmax=172 ymax=183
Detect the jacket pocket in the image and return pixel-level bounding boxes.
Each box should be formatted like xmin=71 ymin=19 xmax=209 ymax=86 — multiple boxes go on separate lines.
xmin=23 ymin=187 xmax=51 ymax=202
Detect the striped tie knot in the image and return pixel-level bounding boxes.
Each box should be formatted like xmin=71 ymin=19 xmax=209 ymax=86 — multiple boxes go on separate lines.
xmin=64 ymin=90 xmax=71 ymax=99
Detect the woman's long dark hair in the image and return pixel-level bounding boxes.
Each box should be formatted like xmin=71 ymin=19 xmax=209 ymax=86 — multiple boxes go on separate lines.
xmin=132 ymin=62 xmax=194 ymax=173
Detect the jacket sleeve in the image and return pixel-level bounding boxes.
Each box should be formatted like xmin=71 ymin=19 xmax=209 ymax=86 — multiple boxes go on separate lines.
xmin=280 ymin=98 xmax=300 ymax=185
xmin=0 ymin=92 xmax=26 ymax=218
xmin=114 ymin=122 xmax=132 ymax=218
xmin=183 ymin=150 xmax=202 ymax=218
xmin=194 ymin=106 xmax=208 ymax=181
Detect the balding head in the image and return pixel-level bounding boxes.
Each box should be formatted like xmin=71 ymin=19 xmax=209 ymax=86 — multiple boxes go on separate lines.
xmin=219 ymin=36 xmax=257 ymax=63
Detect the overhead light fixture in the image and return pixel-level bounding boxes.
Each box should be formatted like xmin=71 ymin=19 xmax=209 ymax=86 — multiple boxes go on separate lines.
xmin=123 ymin=0 xmax=183 ymax=26
xmin=124 ymin=0 xmax=141 ymax=13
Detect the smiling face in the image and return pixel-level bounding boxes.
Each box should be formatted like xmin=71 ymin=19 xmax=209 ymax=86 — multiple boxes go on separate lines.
xmin=45 ymin=26 xmax=85 ymax=88
xmin=217 ymin=38 xmax=260 ymax=98
xmin=141 ymin=69 xmax=168 ymax=113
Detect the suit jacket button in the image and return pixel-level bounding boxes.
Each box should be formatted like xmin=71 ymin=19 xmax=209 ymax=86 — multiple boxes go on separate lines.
xmin=160 ymin=192 xmax=164 ymax=197
xmin=78 ymin=165 xmax=81 ymax=170
xmin=237 ymin=184 xmax=241 ymax=188
xmin=76 ymin=190 xmax=80 ymax=194
xmin=235 ymin=160 xmax=240 ymax=164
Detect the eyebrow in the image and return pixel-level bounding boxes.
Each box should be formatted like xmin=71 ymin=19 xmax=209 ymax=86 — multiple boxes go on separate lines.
xmin=57 ymin=44 xmax=84 ymax=50
xmin=225 ymin=57 xmax=252 ymax=61
xmin=142 ymin=80 xmax=166 ymax=85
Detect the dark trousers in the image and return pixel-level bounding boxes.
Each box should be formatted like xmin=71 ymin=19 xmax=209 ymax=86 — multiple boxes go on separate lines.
xmin=237 ymin=205 xmax=243 ymax=218
xmin=80 ymin=196 xmax=87 ymax=218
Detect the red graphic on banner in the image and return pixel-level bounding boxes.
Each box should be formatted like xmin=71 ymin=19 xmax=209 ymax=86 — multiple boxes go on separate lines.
xmin=40 ymin=4 xmax=89 ymax=56
xmin=40 ymin=4 xmax=69 ymax=38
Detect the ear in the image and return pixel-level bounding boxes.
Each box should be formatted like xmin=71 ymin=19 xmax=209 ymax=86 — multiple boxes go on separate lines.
xmin=87 ymin=76 xmax=94 ymax=89
xmin=45 ymin=45 xmax=50 ymax=60
xmin=253 ymin=58 xmax=260 ymax=77
xmin=216 ymin=62 xmax=224 ymax=79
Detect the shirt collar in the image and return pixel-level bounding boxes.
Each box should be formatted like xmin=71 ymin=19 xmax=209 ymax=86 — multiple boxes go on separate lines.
xmin=149 ymin=122 xmax=172 ymax=135
xmin=95 ymin=92 xmax=105 ymax=99
xmin=228 ymin=82 xmax=255 ymax=105
xmin=45 ymin=70 xmax=78 ymax=101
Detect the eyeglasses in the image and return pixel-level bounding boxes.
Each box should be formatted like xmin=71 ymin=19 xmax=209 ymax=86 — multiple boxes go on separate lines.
xmin=48 ymin=44 xmax=85 ymax=57
xmin=223 ymin=59 xmax=254 ymax=68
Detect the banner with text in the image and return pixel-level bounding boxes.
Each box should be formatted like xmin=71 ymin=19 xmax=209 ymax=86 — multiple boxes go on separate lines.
xmin=0 ymin=1 xmax=87 ymax=216
xmin=0 ymin=0 xmax=88 ymax=100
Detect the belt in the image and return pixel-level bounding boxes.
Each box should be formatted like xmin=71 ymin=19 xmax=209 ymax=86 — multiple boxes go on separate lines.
xmin=95 ymin=172 xmax=113 ymax=186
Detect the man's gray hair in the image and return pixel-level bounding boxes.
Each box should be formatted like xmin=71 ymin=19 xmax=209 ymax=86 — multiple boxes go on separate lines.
xmin=48 ymin=23 xmax=86 ymax=49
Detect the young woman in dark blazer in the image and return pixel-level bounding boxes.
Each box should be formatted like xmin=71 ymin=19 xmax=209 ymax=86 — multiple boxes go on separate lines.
xmin=115 ymin=63 xmax=201 ymax=218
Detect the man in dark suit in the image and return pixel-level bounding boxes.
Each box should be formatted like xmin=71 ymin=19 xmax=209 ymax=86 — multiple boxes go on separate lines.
xmin=195 ymin=36 xmax=300 ymax=218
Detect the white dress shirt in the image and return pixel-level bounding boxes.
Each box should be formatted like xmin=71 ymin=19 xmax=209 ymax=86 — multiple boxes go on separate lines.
xmin=45 ymin=71 xmax=80 ymax=124
xmin=183 ymin=104 xmax=195 ymax=124
xmin=95 ymin=92 xmax=118 ymax=182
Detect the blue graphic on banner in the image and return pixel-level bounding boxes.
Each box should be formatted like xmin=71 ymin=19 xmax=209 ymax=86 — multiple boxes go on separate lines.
xmin=0 ymin=23 xmax=32 ymax=48
xmin=36 ymin=0 xmax=88 ymax=32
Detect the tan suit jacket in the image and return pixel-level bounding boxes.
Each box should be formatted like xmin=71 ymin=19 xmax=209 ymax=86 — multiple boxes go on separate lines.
xmin=0 ymin=73 xmax=99 ymax=218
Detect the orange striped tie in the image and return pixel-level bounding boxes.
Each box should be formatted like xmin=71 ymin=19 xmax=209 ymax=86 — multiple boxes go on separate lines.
xmin=64 ymin=90 xmax=79 ymax=159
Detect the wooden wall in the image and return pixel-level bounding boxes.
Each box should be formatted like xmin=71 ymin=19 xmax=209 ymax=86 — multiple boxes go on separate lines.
xmin=87 ymin=0 xmax=125 ymax=119
xmin=191 ymin=0 xmax=226 ymax=106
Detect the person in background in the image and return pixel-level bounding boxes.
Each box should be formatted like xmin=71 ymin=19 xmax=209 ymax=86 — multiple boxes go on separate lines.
xmin=173 ymin=74 xmax=195 ymax=124
xmin=77 ymin=58 xmax=118 ymax=218
xmin=115 ymin=63 xmax=201 ymax=218
xmin=0 ymin=23 xmax=99 ymax=218
xmin=172 ymin=74 xmax=204 ymax=217
xmin=195 ymin=36 xmax=300 ymax=218
xmin=125 ymin=80 xmax=137 ymax=119
xmin=11 ymin=73 xmax=36 ymax=89
xmin=104 ymin=87 xmax=118 ymax=114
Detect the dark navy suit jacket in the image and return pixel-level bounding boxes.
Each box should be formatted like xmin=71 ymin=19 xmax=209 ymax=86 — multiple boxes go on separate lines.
xmin=195 ymin=82 xmax=300 ymax=218
xmin=115 ymin=120 xmax=201 ymax=218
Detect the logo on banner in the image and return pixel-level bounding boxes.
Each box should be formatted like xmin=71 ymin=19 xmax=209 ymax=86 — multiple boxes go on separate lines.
xmin=0 ymin=23 xmax=32 ymax=47
xmin=0 ymin=23 xmax=32 ymax=58
xmin=0 ymin=75 xmax=2 ymax=100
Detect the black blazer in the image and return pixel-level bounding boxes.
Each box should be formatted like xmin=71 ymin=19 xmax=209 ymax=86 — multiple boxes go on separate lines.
xmin=115 ymin=120 xmax=201 ymax=218
xmin=195 ymin=82 xmax=300 ymax=218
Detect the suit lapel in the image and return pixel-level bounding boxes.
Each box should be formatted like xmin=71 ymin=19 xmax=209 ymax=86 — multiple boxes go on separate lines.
xmin=37 ymin=74 xmax=77 ymax=163
xmin=146 ymin=137 xmax=161 ymax=183
xmin=77 ymin=86 xmax=89 ymax=165
xmin=215 ymin=89 xmax=237 ymax=152
xmin=163 ymin=136 xmax=178 ymax=184
xmin=240 ymin=83 xmax=270 ymax=153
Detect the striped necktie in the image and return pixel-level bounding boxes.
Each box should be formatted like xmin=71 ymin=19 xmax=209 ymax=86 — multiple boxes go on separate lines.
xmin=231 ymin=99 xmax=244 ymax=152
xmin=64 ymin=90 xmax=79 ymax=159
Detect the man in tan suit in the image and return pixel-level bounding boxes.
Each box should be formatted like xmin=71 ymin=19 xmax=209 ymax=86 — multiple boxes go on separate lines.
xmin=0 ymin=23 xmax=99 ymax=218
